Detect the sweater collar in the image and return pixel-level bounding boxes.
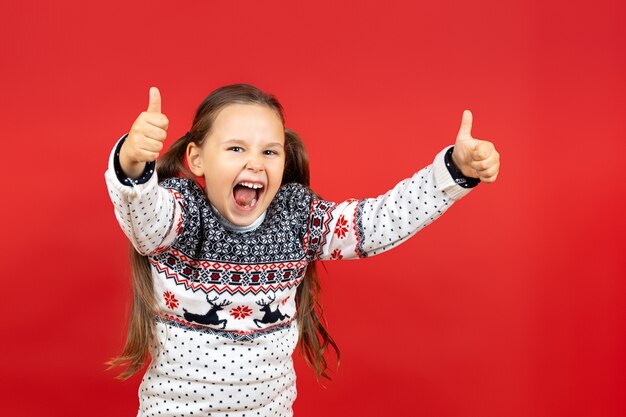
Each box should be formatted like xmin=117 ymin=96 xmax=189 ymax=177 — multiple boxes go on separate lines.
xmin=210 ymin=204 xmax=266 ymax=233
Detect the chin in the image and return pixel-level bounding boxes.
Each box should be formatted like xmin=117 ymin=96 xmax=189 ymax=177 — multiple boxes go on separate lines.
xmin=226 ymin=197 xmax=266 ymax=227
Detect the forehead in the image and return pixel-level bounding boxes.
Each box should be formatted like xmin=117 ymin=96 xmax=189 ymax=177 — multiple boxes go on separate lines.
xmin=211 ymin=103 xmax=284 ymax=142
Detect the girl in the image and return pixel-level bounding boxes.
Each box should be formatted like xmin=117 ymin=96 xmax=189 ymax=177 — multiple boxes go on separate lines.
xmin=105 ymin=84 xmax=500 ymax=417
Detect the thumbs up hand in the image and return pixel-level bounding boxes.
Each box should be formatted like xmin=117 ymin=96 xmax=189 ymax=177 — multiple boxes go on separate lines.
xmin=451 ymin=110 xmax=500 ymax=183
xmin=119 ymin=87 xmax=169 ymax=179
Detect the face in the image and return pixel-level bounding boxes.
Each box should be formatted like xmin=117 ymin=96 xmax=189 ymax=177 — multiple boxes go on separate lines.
xmin=187 ymin=103 xmax=286 ymax=227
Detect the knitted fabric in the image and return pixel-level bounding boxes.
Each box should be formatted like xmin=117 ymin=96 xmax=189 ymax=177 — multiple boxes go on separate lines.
xmin=105 ymin=133 xmax=475 ymax=417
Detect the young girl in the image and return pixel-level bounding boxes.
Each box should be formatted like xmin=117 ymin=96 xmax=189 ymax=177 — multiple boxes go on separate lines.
xmin=105 ymin=84 xmax=500 ymax=417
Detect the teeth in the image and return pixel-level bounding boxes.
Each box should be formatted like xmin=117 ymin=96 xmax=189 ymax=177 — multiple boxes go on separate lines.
xmin=241 ymin=199 xmax=257 ymax=209
xmin=238 ymin=182 xmax=263 ymax=189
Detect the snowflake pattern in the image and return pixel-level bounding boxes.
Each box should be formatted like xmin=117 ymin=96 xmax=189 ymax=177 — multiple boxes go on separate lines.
xmin=229 ymin=305 xmax=253 ymax=320
xmin=158 ymin=180 xmax=318 ymax=264
xmin=334 ymin=215 xmax=349 ymax=239
xmin=330 ymin=249 xmax=343 ymax=260
xmin=163 ymin=291 xmax=179 ymax=310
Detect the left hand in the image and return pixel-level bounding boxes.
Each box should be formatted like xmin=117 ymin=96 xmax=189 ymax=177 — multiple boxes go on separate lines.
xmin=451 ymin=110 xmax=500 ymax=183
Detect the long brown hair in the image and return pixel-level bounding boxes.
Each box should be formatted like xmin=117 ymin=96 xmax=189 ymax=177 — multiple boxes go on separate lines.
xmin=106 ymin=84 xmax=339 ymax=381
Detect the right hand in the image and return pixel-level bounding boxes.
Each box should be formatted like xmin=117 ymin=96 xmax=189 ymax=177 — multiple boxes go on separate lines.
xmin=119 ymin=87 xmax=169 ymax=177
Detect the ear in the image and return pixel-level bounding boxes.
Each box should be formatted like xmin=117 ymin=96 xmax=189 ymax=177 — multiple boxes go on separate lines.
xmin=186 ymin=142 xmax=204 ymax=177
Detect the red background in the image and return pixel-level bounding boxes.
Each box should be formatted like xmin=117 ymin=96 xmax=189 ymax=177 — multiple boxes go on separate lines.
xmin=2 ymin=1 xmax=625 ymax=416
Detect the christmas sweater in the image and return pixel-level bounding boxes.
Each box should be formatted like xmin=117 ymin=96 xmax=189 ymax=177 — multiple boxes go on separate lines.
xmin=104 ymin=133 xmax=476 ymax=417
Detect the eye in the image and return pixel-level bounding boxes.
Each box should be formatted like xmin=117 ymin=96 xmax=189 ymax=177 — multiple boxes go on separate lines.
xmin=263 ymin=150 xmax=278 ymax=156
xmin=228 ymin=146 xmax=243 ymax=152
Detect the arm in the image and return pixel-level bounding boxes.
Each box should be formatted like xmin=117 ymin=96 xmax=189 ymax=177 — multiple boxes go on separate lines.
xmin=104 ymin=133 xmax=184 ymax=256
xmin=304 ymin=145 xmax=478 ymax=261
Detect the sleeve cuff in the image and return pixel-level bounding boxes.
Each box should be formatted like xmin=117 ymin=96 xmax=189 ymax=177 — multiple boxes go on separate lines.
xmin=112 ymin=133 xmax=156 ymax=186
xmin=433 ymin=145 xmax=478 ymax=200
xmin=105 ymin=133 xmax=158 ymax=202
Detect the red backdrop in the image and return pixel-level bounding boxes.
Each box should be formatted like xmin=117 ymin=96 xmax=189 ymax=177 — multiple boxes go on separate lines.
xmin=2 ymin=1 xmax=625 ymax=416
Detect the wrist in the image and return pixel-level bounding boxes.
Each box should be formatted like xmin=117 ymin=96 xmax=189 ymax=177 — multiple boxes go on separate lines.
xmin=119 ymin=143 xmax=146 ymax=179
xmin=120 ymin=156 xmax=146 ymax=179
xmin=450 ymin=150 xmax=465 ymax=175
xmin=445 ymin=147 xmax=480 ymax=188
xmin=114 ymin=135 xmax=154 ymax=184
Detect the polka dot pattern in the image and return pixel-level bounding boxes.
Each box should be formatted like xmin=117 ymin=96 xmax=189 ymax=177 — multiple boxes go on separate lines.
xmin=309 ymin=146 xmax=475 ymax=260
xmin=359 ymin=165 xmax=452 ymax=256
xmin=104 ymin=134 xmax=183 ymax=256
xmin=138 ymin=319 xmax=298 ymax=417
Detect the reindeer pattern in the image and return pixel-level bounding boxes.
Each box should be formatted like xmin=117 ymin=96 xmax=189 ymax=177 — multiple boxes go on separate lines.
xmin=183 ymin=295 xmax=232 ymax=329
xmin=178 ymin=291 xmax=293 ymax=331
xmin=254 ymin=294 xmax=291 ymax=328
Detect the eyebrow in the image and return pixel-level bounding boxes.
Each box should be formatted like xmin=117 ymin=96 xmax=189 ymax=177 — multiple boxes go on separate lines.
xmin=223 ymin=139 xmax=284 ymax=147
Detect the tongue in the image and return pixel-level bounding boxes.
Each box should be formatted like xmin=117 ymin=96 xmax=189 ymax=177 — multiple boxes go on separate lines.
xmin=233 ymin=185 xmax=257 ymax=207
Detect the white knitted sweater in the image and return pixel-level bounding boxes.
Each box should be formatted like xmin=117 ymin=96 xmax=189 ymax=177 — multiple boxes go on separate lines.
xmin=105 ymin=133 xmax=474 ymax=417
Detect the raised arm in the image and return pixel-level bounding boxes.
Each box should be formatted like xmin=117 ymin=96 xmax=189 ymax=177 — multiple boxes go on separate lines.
xmin=105 ymin=134 xmax=184 ymax=256
xmin=104 ymin=87 xmax=184 ymax=256
xmin=304 ymin=110 xmax=500 ymax=261
xmin=304 ymin=146 xmax=470 ymax=260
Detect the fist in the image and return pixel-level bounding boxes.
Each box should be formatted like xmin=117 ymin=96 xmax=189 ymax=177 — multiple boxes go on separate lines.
xmin=451 ymin=110 xmax=500 ymax=183
xmin=120 ymin=87 xmax=169 ymax=166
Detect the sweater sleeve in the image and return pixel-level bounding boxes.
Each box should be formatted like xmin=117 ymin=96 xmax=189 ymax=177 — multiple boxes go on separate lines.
xmin=304 ymin=145 xmax=476 ymax=261
xmin=104 ymin=133 xmax=184 ymax=256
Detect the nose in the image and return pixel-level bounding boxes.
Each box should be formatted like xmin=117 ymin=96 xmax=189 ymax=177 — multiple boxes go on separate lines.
xmin=245 ymin=153 xmax=264 ymax=172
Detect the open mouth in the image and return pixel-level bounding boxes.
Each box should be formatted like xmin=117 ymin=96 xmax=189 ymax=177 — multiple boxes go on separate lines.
xmin=232 ymin=181 xmax=264 ymax=210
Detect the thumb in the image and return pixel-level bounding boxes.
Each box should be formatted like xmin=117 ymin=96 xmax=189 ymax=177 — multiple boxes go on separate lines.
xmin=147 ymin=86 xmax=161 ymax=113
xmin=457 ymin=109 xmax=473 ymax=138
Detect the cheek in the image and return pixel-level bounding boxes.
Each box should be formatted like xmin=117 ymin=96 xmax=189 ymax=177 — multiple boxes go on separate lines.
xmin=275 ymin=164 xmax=285 ymax=181
xmin=204 ymin=158 xmax=237 ymax=183
xmin=202 ymin=173 xmax=220 ymax=190
xmin=202 ymin=170 xmax=233 ymax=203
xmin=263 ymin=183 xmax=282 ymax=207
xmin=267 ymin=163 xmax=285 ymax=196
xmin=272 ymin=157 xmax=286 ymax=179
